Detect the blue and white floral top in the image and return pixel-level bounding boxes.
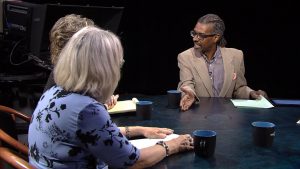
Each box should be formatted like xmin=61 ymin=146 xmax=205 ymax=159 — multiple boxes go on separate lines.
xmin=28 ymin=86 xmax=140 ymax=169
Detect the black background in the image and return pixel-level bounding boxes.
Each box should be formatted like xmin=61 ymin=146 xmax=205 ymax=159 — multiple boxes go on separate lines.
xmin=2 ymin=0 xmax=300 ymax=98
xmin=117 ymin=0 xmax=300 ymax=98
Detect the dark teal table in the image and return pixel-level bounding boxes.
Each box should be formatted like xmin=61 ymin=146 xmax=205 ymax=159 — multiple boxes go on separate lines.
xmin=111 ymin=95 xmax=300 ymax=169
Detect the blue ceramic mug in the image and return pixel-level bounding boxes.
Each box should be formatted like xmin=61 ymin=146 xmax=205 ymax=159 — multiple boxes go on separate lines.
xmin=136 ymin=101 xmax=153 ymax=120
xmin=252 ymin=121 xmax=275 ymax=147
xmin=193 ymin=130 xmax=217 ymax=158
xmin=167 ymin=90 xmax=181 ymax=109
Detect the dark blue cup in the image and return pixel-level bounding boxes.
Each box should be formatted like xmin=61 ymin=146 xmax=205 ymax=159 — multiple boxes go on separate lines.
xmin=136 ymin=101 xmax=153 ymax=120
xmin=252 ymin=121 xmax=275 ymax=147
xmin=167 ymin=90 xmax=181 ymax=109
xmin=193 ymin=130 xmax=217 ymax=158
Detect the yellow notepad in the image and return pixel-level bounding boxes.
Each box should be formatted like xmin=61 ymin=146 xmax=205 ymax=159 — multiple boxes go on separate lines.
xmin=108 ymin=98 xmax=139 ymax=114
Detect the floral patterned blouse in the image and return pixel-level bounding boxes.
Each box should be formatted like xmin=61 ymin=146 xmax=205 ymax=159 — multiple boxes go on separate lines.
xmin=28 ymin=86 xmax=140 ymax=169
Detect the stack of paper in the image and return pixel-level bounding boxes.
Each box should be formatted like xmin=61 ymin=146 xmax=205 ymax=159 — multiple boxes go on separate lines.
xmin=130 ymin=134 xmax=179 ymax=149
xmin=108 ymin=98 xmax=139 ymax=114
xmin=231 ymin=96 xmax=274 ymax=108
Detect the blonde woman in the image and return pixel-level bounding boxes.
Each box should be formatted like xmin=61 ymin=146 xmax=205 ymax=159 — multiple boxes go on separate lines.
xmin=44 ymin=14 xmax=177 ymax=144
xmin=28 ymin=26 xmax=193 ymax=169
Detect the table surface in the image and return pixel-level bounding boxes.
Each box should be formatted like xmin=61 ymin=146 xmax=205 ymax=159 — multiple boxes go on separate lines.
xmin=111 ymin=95 xmax=300 ymax=169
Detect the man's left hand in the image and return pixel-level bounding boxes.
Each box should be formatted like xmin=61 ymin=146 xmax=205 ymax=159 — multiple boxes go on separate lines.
xmin=250 ymin=90 xmax=268 ymax=100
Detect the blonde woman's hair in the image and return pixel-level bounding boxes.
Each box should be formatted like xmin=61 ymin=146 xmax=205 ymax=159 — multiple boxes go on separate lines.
xmin=49 ymin=14 xmax=94 ymax=65
xmin=54 ymin=26 xmax=124 ymax=103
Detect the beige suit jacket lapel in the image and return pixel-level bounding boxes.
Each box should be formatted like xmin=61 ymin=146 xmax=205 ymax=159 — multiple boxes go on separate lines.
xmin=219 ymin=48 xmax=234 ymax=97
xmin=192 ymin=49 xmax=213 ymax=96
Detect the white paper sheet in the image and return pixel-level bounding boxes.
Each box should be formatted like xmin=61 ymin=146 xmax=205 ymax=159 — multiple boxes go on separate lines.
xmin=230 ymin=95 xmax=274 ymax=108
xmin=129 ymin=134 xmax=179 ymax=149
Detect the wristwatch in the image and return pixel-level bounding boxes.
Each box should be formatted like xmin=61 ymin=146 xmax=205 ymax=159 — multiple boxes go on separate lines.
xmin=156 ymin=141 xmax=169 ymax=157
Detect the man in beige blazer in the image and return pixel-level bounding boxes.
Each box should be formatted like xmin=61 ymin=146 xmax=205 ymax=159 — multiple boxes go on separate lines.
xmin=178 ymin=14 xmax=267 ymax=111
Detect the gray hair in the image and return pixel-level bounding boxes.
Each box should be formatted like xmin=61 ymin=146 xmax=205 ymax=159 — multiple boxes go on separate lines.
xmin=54 ymin=26 xmax=124 ymax=103
xmin=198 ymin=14 xmax=227 ymax=47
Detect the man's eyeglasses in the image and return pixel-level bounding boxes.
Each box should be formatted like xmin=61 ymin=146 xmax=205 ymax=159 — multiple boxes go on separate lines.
xmin=190 ymin=30 xmax=216 ymax=40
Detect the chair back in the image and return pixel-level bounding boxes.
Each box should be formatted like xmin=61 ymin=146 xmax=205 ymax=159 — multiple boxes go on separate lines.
xmin=0 ymin=105 xmax=31 ymax=122
xmin=0 ymin=129 xmax=28 ymax=155
xmin=0 ymin=105 xmax=30 ymax=155
xmin=0 ymin=147 xmax=35 ymax=169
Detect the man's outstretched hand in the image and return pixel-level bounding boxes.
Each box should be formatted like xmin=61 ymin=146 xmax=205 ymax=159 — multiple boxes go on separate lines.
xmin=179 ymin=86 xmax=196 ymax=111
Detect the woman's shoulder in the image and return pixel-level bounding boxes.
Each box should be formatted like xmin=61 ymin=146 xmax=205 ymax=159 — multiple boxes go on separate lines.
xmin=40 ymin=86 xmax=99 ymax=112
xmin=81 ymin=102 xmax=107 ymax=116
